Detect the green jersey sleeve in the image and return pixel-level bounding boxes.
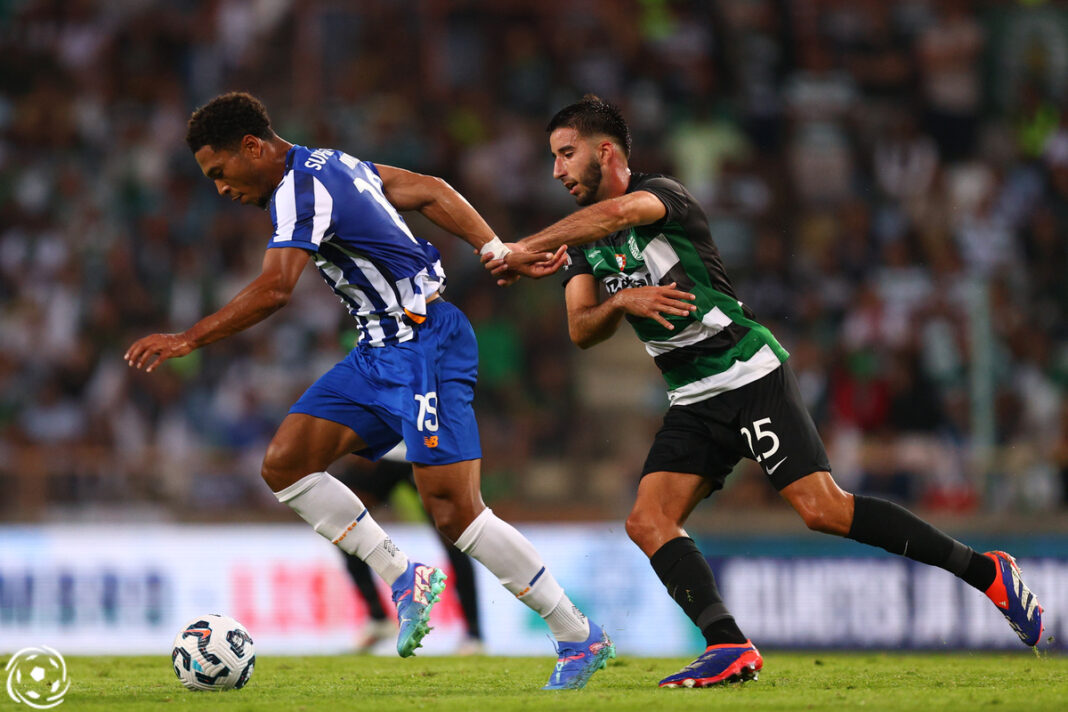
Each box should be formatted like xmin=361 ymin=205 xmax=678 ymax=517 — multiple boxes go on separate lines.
xmin=634 ymin=175 xmax=691 ymax=228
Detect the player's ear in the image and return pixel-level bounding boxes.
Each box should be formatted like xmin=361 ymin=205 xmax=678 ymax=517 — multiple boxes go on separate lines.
xmin=599 ymin=139 xmax=615 ymax=164
xmin=242 ymin=134 xmax=262 ymax=159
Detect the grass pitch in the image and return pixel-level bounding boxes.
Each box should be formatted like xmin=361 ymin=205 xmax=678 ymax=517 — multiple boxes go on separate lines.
xmin=20 ymin=651 xmax=1067 ymax=711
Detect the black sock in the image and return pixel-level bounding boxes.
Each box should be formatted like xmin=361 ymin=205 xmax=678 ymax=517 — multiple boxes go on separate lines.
xmin=960 ymin=550 xmax=997 ymax=591
xmin=650 ymin=537 xmax=747 ymax=646
xmin=847 ymin=495 xmax=996 ymax=590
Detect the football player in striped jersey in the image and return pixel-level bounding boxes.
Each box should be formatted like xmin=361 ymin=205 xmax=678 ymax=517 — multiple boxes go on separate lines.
xmin=486 ymin=95 xmax=1042 ymax=687
xmin=126 ymin=92 xmax=613 ymax=689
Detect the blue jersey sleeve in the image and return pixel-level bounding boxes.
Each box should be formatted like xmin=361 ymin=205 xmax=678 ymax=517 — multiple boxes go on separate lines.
xmin=268 ymin=169 xmax=334 ymax=252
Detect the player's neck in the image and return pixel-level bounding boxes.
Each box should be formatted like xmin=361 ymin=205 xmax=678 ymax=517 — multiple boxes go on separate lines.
xmin=598 ymin=163 xmax=632 ymax=201
xmin=264 ymin=136 xmax=295 ymax=188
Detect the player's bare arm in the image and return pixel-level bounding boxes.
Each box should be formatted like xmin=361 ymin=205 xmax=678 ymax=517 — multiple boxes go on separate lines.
xmin=485 ymin=191 xmax=665 ymax=284
xmin=376 ymin=163 xmax=565 ymax=283
xmin=125 ymin=246 xmax=309 ymax=372
xmin=525 ymin=191 xmax=665 ymax=253
xmin=565 ymin=274 xmax=696 ymax=349
xmin=375 ymin=163 xmax=498 ymax=251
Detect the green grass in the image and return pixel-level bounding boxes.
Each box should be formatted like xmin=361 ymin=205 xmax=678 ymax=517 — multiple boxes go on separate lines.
xmin=10 ymin=651 xmax=1067 ymax=711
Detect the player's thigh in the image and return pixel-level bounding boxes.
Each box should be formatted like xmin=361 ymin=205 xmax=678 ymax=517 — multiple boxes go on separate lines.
xmin=262 ymin=413 xmax=369 ymax=489
xmin=289 ymin=351 xmax=408 ymax=462
xmin=627 ymin=471 xmax=714 ymax=555
xmin=632 ymin=470 xmax=715 ymax=525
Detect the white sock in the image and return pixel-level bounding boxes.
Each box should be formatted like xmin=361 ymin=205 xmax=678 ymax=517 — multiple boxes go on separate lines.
xmin=274 ymin=471 xmax=409 ymax=585
xmin=455 ymin=507 xmax=590 ymax=642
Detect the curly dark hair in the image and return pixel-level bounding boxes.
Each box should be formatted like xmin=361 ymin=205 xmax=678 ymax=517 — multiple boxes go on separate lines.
xmin=185 ymin=92 xmax=274 ymax=152
xmin=546 ymin=94 xmax=631 ymax=158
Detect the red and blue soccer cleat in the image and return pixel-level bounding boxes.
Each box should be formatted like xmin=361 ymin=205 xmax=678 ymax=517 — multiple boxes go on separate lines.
xmin=984 ymin=551 xmax=1043 ymax=647
xmin=542 ymin=621 xmax=616 ymax=690
xmin=390 ymin=562 xmax=447 ymax=657
xmin=659 ymin=640 xmax=763 ymax=688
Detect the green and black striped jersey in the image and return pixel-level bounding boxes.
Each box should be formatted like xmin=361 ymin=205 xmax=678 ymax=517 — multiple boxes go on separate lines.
xmin=562 ymin=172 xmax=788 ymax=406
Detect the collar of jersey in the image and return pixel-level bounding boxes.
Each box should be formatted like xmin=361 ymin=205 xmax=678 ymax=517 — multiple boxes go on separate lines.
xmin=267 ymin=145 xmax=303 ymax=210
xmin=284 ymin=145 xmax=300 ymax=173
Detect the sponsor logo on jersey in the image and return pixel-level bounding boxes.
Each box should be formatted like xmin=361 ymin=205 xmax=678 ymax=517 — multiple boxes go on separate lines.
xmin=627 ymin=232 xmax=642 ymax=260
xmin=423 ymin=435 xmax=438 ymax=448
xmin=603 ymin=268 xmax=653 ymax=295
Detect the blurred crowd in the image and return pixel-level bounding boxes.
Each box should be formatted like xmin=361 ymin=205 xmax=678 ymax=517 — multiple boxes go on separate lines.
xmin=1 ymin=0 xmax=1066 ymax=523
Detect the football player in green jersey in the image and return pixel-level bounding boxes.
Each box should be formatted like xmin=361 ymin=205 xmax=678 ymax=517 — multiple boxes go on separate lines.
xmin=485 ymin=95 xmax=1043 ymax=687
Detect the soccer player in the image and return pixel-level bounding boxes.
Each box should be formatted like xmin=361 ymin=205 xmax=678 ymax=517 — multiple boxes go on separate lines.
xmin=125 ymin=92 xmax=613 ymax=689
xmin=339 ymin=446 xmax=483 ymax=654
xmin=485 ymin=95 xmax=1044 ymax=688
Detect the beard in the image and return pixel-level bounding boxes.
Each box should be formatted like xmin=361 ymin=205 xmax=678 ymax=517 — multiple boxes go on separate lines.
xmin=574 ymin=157 xmax=603 ymax=206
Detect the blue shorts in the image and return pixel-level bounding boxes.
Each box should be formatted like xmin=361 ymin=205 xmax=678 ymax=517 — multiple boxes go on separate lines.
xmin=289 ymin=300 xmax=481 ymax=465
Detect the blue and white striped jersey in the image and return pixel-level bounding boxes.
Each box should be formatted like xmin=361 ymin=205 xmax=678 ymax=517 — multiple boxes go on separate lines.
xmin=267 ymin=145 xmax=446 ymax=347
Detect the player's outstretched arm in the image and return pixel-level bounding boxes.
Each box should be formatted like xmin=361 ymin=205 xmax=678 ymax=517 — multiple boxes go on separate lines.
xmin=125 ymin=247 xmax=309 ymax=372
xmin=375 ymin=163 xmax=564 ymax=284
xmin=566 ymin=276 xmax=696 ymax=349
xmin=521 ymin=191 xmax=666 ymax=255
xmin=374 ymin=163 xmax=498 ymax=251
xmin=482 ymin=190 xmax=665 ymax=286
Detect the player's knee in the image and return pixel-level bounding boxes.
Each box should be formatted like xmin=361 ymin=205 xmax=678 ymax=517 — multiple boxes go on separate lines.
xmin=624 ymin=509 xmax=658 ymax=550
xmin=423 ymin=498 xmax=469 ymax=543
xmin=431 ymin=515 xmax=466 ymax=544
xmin=261 ymin=439 xmax=302 ymax=492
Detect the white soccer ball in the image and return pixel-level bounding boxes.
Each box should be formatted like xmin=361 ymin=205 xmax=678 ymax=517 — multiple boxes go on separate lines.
xmin=171 ymin=614 xmax=256 ymax=691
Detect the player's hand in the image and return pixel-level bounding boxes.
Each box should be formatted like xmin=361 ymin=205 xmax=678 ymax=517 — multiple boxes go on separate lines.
xmin=479 ymin=252 xmax=520 ymax=286
xmin=124 ymin=333 xmax=194 ymax=373
xmin=612 ymin=283 xmax=697 ymax=330
xmin=480 ymin=244 xmax=568 ymax=286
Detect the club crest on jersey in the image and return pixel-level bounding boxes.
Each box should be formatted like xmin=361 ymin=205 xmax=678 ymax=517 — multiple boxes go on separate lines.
xmin=615 ymin=253 xmax=627 ymax=270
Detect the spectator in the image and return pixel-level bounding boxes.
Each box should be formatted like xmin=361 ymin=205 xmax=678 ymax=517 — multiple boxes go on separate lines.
xmin=0 ymin=0 xmax=1063 ymax=521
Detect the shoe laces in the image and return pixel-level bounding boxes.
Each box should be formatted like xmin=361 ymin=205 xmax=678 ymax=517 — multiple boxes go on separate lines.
xmin=554 ymin=642 xmax=585 ymax=660
xmin=688 ymin=644 xmax=745 ymax=669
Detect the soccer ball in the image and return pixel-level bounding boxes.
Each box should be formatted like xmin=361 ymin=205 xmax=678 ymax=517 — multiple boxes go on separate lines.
xmin=171 ymin=614 xmax=256 ymax=691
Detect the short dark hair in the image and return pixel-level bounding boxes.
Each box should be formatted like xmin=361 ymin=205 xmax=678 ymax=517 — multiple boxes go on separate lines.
xmin=185 ymin=92 xmax=273 ymax=153
xmin=547 ymin=94 xmax=631 ymax=157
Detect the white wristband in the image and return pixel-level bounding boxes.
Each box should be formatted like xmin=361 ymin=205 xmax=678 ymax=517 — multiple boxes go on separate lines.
xmin=479 ymin=236 xmax=512 ymax=261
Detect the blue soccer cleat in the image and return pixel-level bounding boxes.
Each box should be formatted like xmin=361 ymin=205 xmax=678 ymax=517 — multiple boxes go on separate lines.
xmin=659 ymin=640 xmax=762 ymax=688
xmin=542 ymin=621 xmax=616 ymax=690
xmin=390 ymin=562 xmax=447 ymax=657
xmin=984 ymin=551 xmax=1043 ymax=647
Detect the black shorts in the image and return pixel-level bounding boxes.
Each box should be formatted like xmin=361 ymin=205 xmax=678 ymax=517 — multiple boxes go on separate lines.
xmin=641 ymin=363 xmax=830 ymax=492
